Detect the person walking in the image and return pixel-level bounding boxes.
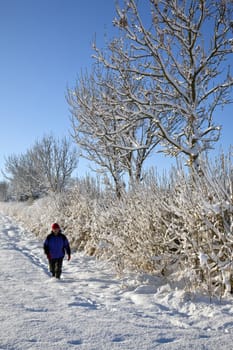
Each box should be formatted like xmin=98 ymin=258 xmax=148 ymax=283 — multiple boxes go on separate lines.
xmin=44 ymin=223 xmax=71 ymax=279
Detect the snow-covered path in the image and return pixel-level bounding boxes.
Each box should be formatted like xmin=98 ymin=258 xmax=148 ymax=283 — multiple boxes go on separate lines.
xmin=1 ymin=215 xmax=233 ymax=350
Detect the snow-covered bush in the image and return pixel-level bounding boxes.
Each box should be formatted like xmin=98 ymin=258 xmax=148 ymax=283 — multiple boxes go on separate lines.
xmin=84 ymin=154 xmax=233 ymax=297
xmin=155 ymin=156 xmax=233 ymax=298
xmin=1 ymin=151 xmax=233 ymax=298
xmin=0 ymin=195 xmax=61 ymax=237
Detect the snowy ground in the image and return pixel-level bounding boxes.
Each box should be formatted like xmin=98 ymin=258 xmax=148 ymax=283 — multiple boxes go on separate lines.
xmin=1 ymin=215 xmax=233 ymax=350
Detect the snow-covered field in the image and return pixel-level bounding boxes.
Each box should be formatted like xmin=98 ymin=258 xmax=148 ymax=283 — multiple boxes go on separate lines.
xmin=1 ymin=214 xmax=233 ymax=350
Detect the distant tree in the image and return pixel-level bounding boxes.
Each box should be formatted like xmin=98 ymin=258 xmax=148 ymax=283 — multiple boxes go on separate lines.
xmin=32 ymin=135 xmax=78 ymax=193
xmin=3 ymin=135 xmax=78 ymax=199
xmin=92 ymin=0 xmax=233 ymax=173
xmin=3 ymin=153 xmax=43 ymax=200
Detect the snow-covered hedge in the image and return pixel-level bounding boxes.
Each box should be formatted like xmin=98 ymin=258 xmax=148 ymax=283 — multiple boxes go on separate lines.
xmin=1 ymin=156 xmax=233 ymax=298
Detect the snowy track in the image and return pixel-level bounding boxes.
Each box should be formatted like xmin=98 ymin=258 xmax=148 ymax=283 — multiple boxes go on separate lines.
xmin=1 ymin=215 xmax=233 ymax=349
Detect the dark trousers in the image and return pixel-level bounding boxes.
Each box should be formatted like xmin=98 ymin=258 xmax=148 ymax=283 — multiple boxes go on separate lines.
xmin=49 ymin=257 xmax=63 ymax=278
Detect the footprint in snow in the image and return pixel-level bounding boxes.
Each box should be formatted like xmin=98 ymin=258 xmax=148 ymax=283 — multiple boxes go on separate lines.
xmin=68 ymin=297 xmax=99 ymax=310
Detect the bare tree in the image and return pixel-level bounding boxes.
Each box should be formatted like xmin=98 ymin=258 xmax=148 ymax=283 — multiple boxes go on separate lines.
xmin=3 ymin=135 xmax=78 ymax=199
xmin=93 ymin=0 xmax=233 ymax=172
xmin=32 ymin=135 xmax=78 ymax=193
xmin=3 ymin=153 xmax=43 ymax=200
xmin=67 ymin=65 xmax=159 ymax=196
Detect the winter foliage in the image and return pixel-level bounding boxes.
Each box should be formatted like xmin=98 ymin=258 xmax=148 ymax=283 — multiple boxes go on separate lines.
xmin=1 ymin=151 xmax=233 ymax=299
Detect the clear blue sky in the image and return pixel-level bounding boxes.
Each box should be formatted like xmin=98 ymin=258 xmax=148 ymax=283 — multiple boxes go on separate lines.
xmin=0 ymin=0 xmax=232 ymax=181
xmin=0 ymin=0 xmax=117 ymax=179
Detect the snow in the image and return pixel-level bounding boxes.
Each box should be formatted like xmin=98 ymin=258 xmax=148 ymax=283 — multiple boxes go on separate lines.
xmin=1 ymin=215 xmax=233 ymax=349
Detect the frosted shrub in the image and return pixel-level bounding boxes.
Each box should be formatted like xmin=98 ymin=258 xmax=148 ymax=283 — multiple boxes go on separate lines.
xmin=0 ymin=196 xmax=62 ymax=238
xmin=54 ymin=186 xmax=96 ymax=251
xmin=1 ymin=152 xmax=233 ymax=298
xmin=88 ymin=175 xmax=180 ymax=275
xmin=161 ymin=157 xmax=233 ymax=297
xmin=88 ymin=156 xmax=233 ymax=298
